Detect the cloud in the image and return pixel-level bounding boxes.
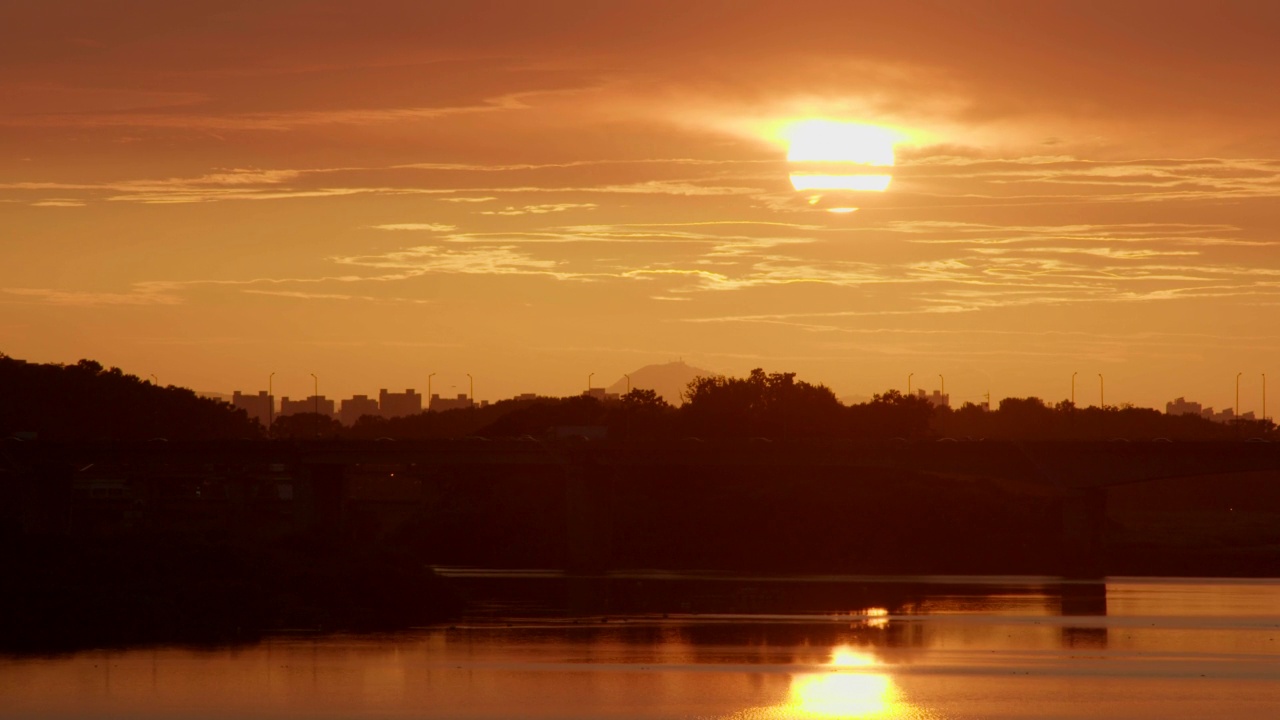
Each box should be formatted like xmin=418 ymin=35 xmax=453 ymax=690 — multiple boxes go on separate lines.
xmin=0 ymin=90 xmax=542 ymax=131
xmin=370 ymin=223 xmax=457 ymax=231
xmin=892 ymin=156 xmax=1280 ymax=206
xmin=0 ymin=161 xmax=769 ymax=205
xmin=240 ymin=289 xmax=431 ymax=303
xmin=478 ymin=203 xmax=597 ymax=215
xmin=1 ymin=287 xmax=181 ymax=306
xmin=30 ymin=199 xmax=85 ymax=207
xmin=331 ymin=245 xmax=578 ymax=280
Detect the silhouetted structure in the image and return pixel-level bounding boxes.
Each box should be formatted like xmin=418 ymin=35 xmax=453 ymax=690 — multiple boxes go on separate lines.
xmin=281 ymin=395 xmax=335 ymax=417
xmin=340 ymin=395 xmax=380 ymax=426
xmin=915 ymin=388 xmax=950 ymax=409
xmin=430 ymin=393 xmax=474 ymax=411
xmin=1166 ymin=396 xmax=1203 ymax=416
xmin=1167 ymin=396 xmax=1256 ymax=424
xmin=233 ymin=390 xmax=274 ymax=428
xmin=379 ymin=388 xmax=422 ymax=417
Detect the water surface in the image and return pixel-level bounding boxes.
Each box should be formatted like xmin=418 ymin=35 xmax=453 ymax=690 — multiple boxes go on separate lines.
xmin=3 ymin=576 xmax=1278 ymax=719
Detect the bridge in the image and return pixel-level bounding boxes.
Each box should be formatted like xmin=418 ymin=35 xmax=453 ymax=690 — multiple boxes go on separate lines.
xmin=4 ymin=439 xmax=1277 ymax=577
xmin=11 ymin=438 xmax=1278 ymax=485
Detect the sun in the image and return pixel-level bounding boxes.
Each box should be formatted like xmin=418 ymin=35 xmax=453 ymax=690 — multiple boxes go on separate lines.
xmin=781 ymin=119 xmax=899 ymax=212
xmin=785 ymin=120 xmax=897 ymax=166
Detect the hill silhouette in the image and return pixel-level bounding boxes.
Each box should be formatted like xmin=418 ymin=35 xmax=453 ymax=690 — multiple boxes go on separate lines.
xmin=605 ymin=360 xmax=716 ymax=405
xmin=0 ymin=355 xmax=261 ymax=441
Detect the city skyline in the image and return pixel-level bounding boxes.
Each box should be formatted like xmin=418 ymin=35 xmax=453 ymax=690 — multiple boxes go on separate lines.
xmin=5 ymin=353 xmax=1277 ymax=420
xmin=204 ymin=365 xmax=1269 ymax=420
xmin=5 ymin=2 xmax=1280 ymax=415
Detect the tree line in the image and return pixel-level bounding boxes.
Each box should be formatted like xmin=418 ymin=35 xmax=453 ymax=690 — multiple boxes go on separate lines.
xmin=3 ymin=357 xmax=1270 ymax=442
xmin=287 ymin=368 xmax=1272 ymax=442
xmin=0 ymin=356 xmax=259 ymax=441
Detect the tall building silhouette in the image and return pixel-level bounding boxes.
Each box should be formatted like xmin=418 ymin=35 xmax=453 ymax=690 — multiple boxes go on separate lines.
xmin=915 ymin=389 xmax=950 ymax=409
xmin=430 ymin=393 xmax=474 ymax=411
xmin=379 ymin=388 xmax=422 ymax=418
xmin=232 ymin=390 xmax=273 ymax=428
xmin=280 ymin=395 xmax=335 ymax=417
xmin=340 ymin=395 xmax=380 ymax=425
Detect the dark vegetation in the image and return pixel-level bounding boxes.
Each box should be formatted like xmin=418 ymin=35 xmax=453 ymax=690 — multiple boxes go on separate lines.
xmin=0 ymin=531 xmax=460 ymax=653
xmin=4 ymin=357 xmax=1270 ymax=442
xmin=340 ymin=369 xmax=1274 ymax=442
xmin=0 ymin=356 xmax=260 ymax=441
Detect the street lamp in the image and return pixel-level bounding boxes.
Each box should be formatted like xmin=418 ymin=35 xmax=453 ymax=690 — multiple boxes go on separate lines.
xmin=310 ymin=373 xmax=319 ymax=437
xmin=588 ymin=372 xmax=595 ymax=394
xmin=907 ymin=372 xmax=914 ymax=395
xmin=1236 ymin=371 xmax=1243 ymax=420
xmin=624 ymin=373 xmax=631 ymax=394
xmin=467 ymin=373 xmax=474 ymax=407
xmin=1098 ymin=373 xmax=1104 ymax=409
xmin=1264 ymin=373 xmax=1268 ymax=424
xmin=1071 ymin=371 xmax=1077 ymax=406
xmin=427 ymin=372 xmax=436 ymax=412
xmin=939 ymin=374 xmax=945 ymax=396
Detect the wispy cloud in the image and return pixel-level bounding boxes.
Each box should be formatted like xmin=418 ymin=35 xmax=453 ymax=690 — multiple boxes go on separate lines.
xmin=0 ymin=91 xmax=543 ymax=131
xmin=894 ymin=156 xmax=1280 ymax=206
xmin=370 ymin=223 xmax=457 ymax=232
xmin=478 ymin=203 xmax=597 ymax=215
xmin=331 ymin=245 xmax=578 ymax=280
xmin=1 ymin=287 xmax=181 ymax=306
xmin=240 ymin=289 xmax=432 ymax=303
xmin=29 ymin=199 xmax=85 ymax=207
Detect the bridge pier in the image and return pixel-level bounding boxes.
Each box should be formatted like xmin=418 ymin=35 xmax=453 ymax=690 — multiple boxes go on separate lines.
xmin=1060 ymin=487 xmax=1106 ymax=578
xmin=563 ymin=451 xmax=613 ymax=575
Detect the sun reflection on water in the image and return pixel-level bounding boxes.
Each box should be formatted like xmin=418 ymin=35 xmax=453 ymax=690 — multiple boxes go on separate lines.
xmin=725 ymin=645 xmax=928 ymax=720
xmin=790 ymin=671 xmax=896 ymax=718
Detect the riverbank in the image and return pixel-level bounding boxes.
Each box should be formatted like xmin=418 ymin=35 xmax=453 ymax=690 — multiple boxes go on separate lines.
xmin=0 ymin=532 xmax=462 ymax=653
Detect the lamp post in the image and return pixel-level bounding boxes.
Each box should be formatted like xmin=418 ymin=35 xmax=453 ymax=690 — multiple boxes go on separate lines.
xmin=1071 ymin=371 xmax=1077 ymax=406
xmin=939 ymin=374 xmax=945 ymax=397
xmin=1098 ymin=373 xmax=1104 ymax=409
xmin=1264 ymin=373 xmax=1268 ymax=424
xmin=427 ymin=373 xmax=436 ymax=412
xmin=1236 ymin=372 xmax=1243 ymax=421
xmin=467 ymin=373 xmax=474 ymax=407
xmin=588 ymin=372 xmax=595 ymax=394
xmin=149 ymin=374 xmax=158 ymax=385
xmin=310 ymin=373 xmax=319 ymax=437
xmin=268 ymin=372 xmax=275 ymax=436
xmin=907 ymin=372 xmax=914 ymax=395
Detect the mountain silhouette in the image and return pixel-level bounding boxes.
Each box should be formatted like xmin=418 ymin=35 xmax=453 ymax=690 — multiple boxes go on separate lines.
xmin=606 ymin=360 xmax=716 ymax=405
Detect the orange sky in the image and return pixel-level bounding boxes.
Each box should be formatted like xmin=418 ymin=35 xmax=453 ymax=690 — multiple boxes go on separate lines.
xmin=4 ymin=1 xmax=1280 ymax=410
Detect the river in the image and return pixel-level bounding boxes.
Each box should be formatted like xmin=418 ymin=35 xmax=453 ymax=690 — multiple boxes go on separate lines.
xmin=2 ymin=575 xmax=1278 ymax=719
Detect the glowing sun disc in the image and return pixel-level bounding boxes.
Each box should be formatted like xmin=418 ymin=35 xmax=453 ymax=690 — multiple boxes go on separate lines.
xmin=785 ymin=120 xmax=896 ymax=166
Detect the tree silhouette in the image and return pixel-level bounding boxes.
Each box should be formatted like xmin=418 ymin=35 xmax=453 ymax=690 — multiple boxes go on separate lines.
xmin=0 ymin=356 xmax=260 ymax=440
xmin=681 ymin=368 xmax=842 ymax=438
xmin=612 ymin=388 xmax=675 ymax=439
xmin=846 ymin=389 xmax=935 ymax=439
